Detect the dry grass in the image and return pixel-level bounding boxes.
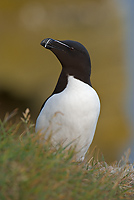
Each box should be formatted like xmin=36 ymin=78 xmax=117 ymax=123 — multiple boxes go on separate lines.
xmin=0 ymin=109 xmax=133 ymax=200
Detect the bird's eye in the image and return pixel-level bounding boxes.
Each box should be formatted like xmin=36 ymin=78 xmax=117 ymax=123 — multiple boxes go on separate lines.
xmin=70 ymin=47 xmax=74 ymax=50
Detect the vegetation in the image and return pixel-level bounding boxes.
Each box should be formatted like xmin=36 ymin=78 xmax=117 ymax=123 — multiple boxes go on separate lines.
xmin=0 ymin=109 xmax=133 ymax=200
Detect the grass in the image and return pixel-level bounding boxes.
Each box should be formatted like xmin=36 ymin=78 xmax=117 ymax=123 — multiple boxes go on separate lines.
xmin=0 ymin=109 xmax=133 ymax=200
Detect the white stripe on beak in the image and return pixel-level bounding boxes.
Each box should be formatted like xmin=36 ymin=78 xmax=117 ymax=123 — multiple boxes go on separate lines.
xmin=54 ymin=39 xmax=71 ymax=49
xmin=45 ymin=38 xmax=52 ymax=48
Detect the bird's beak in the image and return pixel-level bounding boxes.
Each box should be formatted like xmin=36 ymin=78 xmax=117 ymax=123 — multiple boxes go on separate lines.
xmin=40 ymin=38 xmax=73 ymax=50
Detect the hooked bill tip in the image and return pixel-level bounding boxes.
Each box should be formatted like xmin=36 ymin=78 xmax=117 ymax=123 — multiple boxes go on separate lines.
xmin=40 ymin=38 xmax=52 ymax=48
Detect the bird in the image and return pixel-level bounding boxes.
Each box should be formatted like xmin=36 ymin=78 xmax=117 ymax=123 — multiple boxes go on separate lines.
xmin=35 ymin=38 xmax=100 ymax=161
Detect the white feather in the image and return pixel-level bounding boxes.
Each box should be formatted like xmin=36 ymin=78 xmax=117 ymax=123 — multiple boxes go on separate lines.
xmin=36 ymin=76 xmax=100 ymax=160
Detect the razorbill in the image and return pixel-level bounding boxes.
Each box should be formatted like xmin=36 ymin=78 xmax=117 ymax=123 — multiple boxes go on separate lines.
xmin=36 ymin=38 xmax=100 ymax=161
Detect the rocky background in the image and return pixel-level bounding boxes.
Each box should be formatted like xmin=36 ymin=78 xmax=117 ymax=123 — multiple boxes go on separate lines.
xmin=0 ymin=0 xmax=130 ymax=162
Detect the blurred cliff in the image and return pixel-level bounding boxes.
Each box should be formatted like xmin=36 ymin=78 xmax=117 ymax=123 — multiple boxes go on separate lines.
xmin=118 ymin=0 xmax=134 ymax=162
xmin=0 ymin=0 xmax=130 ymax=162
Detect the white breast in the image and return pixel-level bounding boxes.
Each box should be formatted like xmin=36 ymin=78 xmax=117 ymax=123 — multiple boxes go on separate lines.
xmin=36 ymin=76 xmax=100 ymax=160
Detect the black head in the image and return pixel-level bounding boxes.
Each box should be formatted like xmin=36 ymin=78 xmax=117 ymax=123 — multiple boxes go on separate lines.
xmin=40 ymin=38 xmax=92 ymax=86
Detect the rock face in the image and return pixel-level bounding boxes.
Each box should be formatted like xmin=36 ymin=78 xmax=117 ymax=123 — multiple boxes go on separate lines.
xmin=0 ymin=0 xmax=129 ymax=162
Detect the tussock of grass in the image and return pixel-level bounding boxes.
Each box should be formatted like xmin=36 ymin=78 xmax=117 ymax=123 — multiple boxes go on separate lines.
xmin=0 ymin=109 xmax=133 ymax=200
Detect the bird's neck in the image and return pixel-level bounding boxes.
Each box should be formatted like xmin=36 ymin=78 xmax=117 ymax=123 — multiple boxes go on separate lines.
xmin=52 ymin=69 xmax=68 ymax=95
xmin=52 ymin=67 xmax=92 ymax=95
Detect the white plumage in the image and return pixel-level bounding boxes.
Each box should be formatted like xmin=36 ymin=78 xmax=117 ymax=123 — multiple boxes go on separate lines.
xmin=36 ymin=76 xmax=100 ymax=160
